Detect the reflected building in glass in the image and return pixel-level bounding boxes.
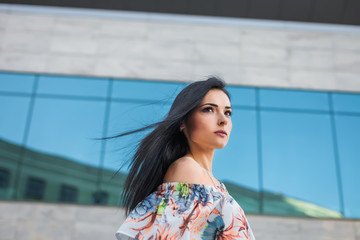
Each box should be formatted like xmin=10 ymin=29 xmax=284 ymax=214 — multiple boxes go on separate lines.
xmin=1 ymin=71 xmax=359 ymax=219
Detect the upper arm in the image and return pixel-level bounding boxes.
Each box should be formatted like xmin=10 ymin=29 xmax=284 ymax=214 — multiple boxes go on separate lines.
xmin=163 ymin=157 xmax=205 ymax=184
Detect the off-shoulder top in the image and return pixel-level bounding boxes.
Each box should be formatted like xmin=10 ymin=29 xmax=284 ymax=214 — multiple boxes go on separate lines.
xmin=116 ymin=181 xmax=256 ymax=239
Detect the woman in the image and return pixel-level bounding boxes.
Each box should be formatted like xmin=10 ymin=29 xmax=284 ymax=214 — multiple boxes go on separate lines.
xmin=109 ymin=76 xmax=255 ymax=239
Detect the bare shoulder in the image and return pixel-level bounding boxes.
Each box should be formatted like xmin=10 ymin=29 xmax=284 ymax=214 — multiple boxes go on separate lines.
xmin=163 ymin=156 xmax=205 ymax=184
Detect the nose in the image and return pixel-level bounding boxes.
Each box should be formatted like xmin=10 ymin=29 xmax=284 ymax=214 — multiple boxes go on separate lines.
xmin=218 ymin=113 xmax=228 ymax=126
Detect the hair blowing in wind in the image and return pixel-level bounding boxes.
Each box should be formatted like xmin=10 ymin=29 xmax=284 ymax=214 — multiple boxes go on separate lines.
xmin=100 ymin=76 xmax=231 ymax=216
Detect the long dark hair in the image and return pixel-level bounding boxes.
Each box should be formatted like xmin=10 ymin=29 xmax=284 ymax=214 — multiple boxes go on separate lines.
xmin=102 ymin=76 xmax=231 ymax=216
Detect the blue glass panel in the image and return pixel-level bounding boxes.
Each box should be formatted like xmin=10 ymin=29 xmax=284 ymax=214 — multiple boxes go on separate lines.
xmin=37 ymin=75 xmax=109 ymax=97
xmin=112 ymin=79 xmax=185 ymax=102
xmin=225 ymin=86 xmax=256 ymax=107
xmin=214 ymin=109 xmax=259 ymax=213
xmin=18 ymin=97 xmax=106 ymax=204
xmin=260 ymin=88 xmax=329 ymax=111
xmin=103 ymin=100 xmax=171 ymax=172
xmin=335 ymin=115 xmax=360 ymax=218
xmin=25 ymin=98 xmax=105 ymax=167
xmin=0 ymin=96 xmax=30 ymax=145
xmin=0 ymin=72 xmax=35 ymax=93
xmin=0 ymin=96 xmax=30 ymax=200
xmin=332 ymin=92 xmax=360 ymax=113
xmin=262 ymin=111 xmax=341 ymax=218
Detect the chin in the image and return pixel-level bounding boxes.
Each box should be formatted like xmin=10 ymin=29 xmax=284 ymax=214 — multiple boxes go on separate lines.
xmin=214 ymin=142 xmax=228 ymax=149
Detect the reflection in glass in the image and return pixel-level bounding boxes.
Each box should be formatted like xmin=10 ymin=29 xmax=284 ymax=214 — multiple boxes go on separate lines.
xmin=103 ymin=101 xmax=171 ymax=172
xmin=25 ymin=98 xmax=105 ymax=167
xmin=12 ymin=142 xmax=110 ymax=204
xmin=38 ymin=75 xmax=109 ymax=98
xmin=0 ymin=96 xmax=31 ymax=146
xmin=260 ymin=89 xmax=329 ymax=111
xmin=19 ymin=97 xmax=106 ymax=204
xmin=112 ymin=79 xmax=185 ymax=102
xmin=0 ymin=72 xmax=35 ymax=93
xmin=225 ymin=86 xmax=256 ymax=107
xmin=262 ymin=111 xmax=341 ymax=218
xmin=1 ymin=71 xmax=360 ymax=219
xmin=101 ymin=96 xmax=173 ymax=205
xmin=93 ymin=190 xmax=109 ymax=205
xmin=332 ymin=93 xmax=360 ymax=113
xmin=0 ymin=96 xmax=31 ymax=200
xmin=0 ymin=168 xmax=10 ymax=189
xmin=214 ymin=109 xmax=259 ymax=214
xmin=25 ymin=177 xmax=46 ymax=200
xmin=59 ymin=184 xmax=78 ymax=203
xmin=335 ymin=115 xmax=360 ymax=218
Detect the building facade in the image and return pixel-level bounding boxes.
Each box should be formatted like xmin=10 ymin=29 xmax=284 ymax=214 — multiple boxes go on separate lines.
xmin=0 ymin=3 xmax=360 ymax=240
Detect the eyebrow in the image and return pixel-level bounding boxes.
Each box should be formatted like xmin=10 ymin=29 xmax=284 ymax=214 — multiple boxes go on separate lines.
xmin=199 ymin=103 xmax=232 ymax=109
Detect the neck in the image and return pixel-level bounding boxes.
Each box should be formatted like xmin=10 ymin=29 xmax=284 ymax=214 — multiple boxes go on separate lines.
xmin=186 ymin=145 xmax=215 ymax=173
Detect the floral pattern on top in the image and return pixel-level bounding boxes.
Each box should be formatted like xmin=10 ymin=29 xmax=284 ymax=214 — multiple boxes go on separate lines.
xmin=116 ymin=181 xmax=256 ymax=240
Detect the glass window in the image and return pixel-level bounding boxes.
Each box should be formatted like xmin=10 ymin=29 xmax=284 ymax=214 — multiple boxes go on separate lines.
xmin=25 ymin=177 xmax=46 ymax=200
xmin=0 ymin=168 xmax=10 ymax=188
xmin=93 ymin=190 xmax=108 ymax=205
xmin=260 ymin=89 xmax=329 ymax=111
xmin=102 ymin=100 xmax=172 ymax=206
xmin=225 ymin=86 xmax=256 ymax=107
xmin=19 ymin=158 xmax=99 ymax=204
xmin=59 ymin=184 xmax=78 ymax=203
xmin=25 ymin=98 xmax=105 ymax=167
xmin=20 ymin=98 xmax=105 ymax=204
xmin=0 ymin=96 xmax=31 ymax=146
xmin=112 ymin=79 xmax=185 ymax=102
xmin=0 ymin=96 xmax=30 ymax=183
xmin=103 ymin=101 xmax=171 ymax=172
xmin=261 ymin=111 xmax=341 ymax=218
xmin=0 ymin=72 xmax=35 ymax=93
xmin=2 ymin=72 xmax=359 ymax=219
xmin=100 ymin=169 xmax=124 ymax=206
xmin=214 ymin=109 xmax=259 ymax=214
xmin=37 ymin=75 xmax=109 ymax=98
xmin=335 ymin=115 xmax=360 ymax=218
xmin=332 ymin=92 xmax=360 ymax=113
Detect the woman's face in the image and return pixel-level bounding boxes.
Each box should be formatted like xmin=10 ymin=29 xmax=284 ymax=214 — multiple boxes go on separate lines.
xmin=181 ymin=89 xmax=232 ymax=150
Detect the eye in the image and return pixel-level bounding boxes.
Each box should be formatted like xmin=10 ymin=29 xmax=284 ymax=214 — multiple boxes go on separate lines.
xmin=202 ymin=107 xmax=214 ymax=112
xmin=225 ymin=110 xmax=232 ymax=116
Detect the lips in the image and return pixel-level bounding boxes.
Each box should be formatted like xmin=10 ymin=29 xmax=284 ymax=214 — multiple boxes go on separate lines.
xmin=214 ymin=130 xmax=227 ymax=136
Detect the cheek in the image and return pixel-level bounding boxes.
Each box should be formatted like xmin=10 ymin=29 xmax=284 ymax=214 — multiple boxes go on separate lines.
xmin=187 ymin=115 xmax=209 ymax=136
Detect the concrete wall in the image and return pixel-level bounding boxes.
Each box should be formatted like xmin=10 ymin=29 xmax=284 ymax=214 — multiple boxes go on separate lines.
xmin=0 ymin=4 xmax=360 ymax=93
xmin=0 ymin=201 xmax=359 ymax=240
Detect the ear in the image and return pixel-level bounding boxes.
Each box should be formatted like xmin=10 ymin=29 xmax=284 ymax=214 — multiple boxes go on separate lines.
xmin=180 ymin=120 xmax=185 ymax=132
